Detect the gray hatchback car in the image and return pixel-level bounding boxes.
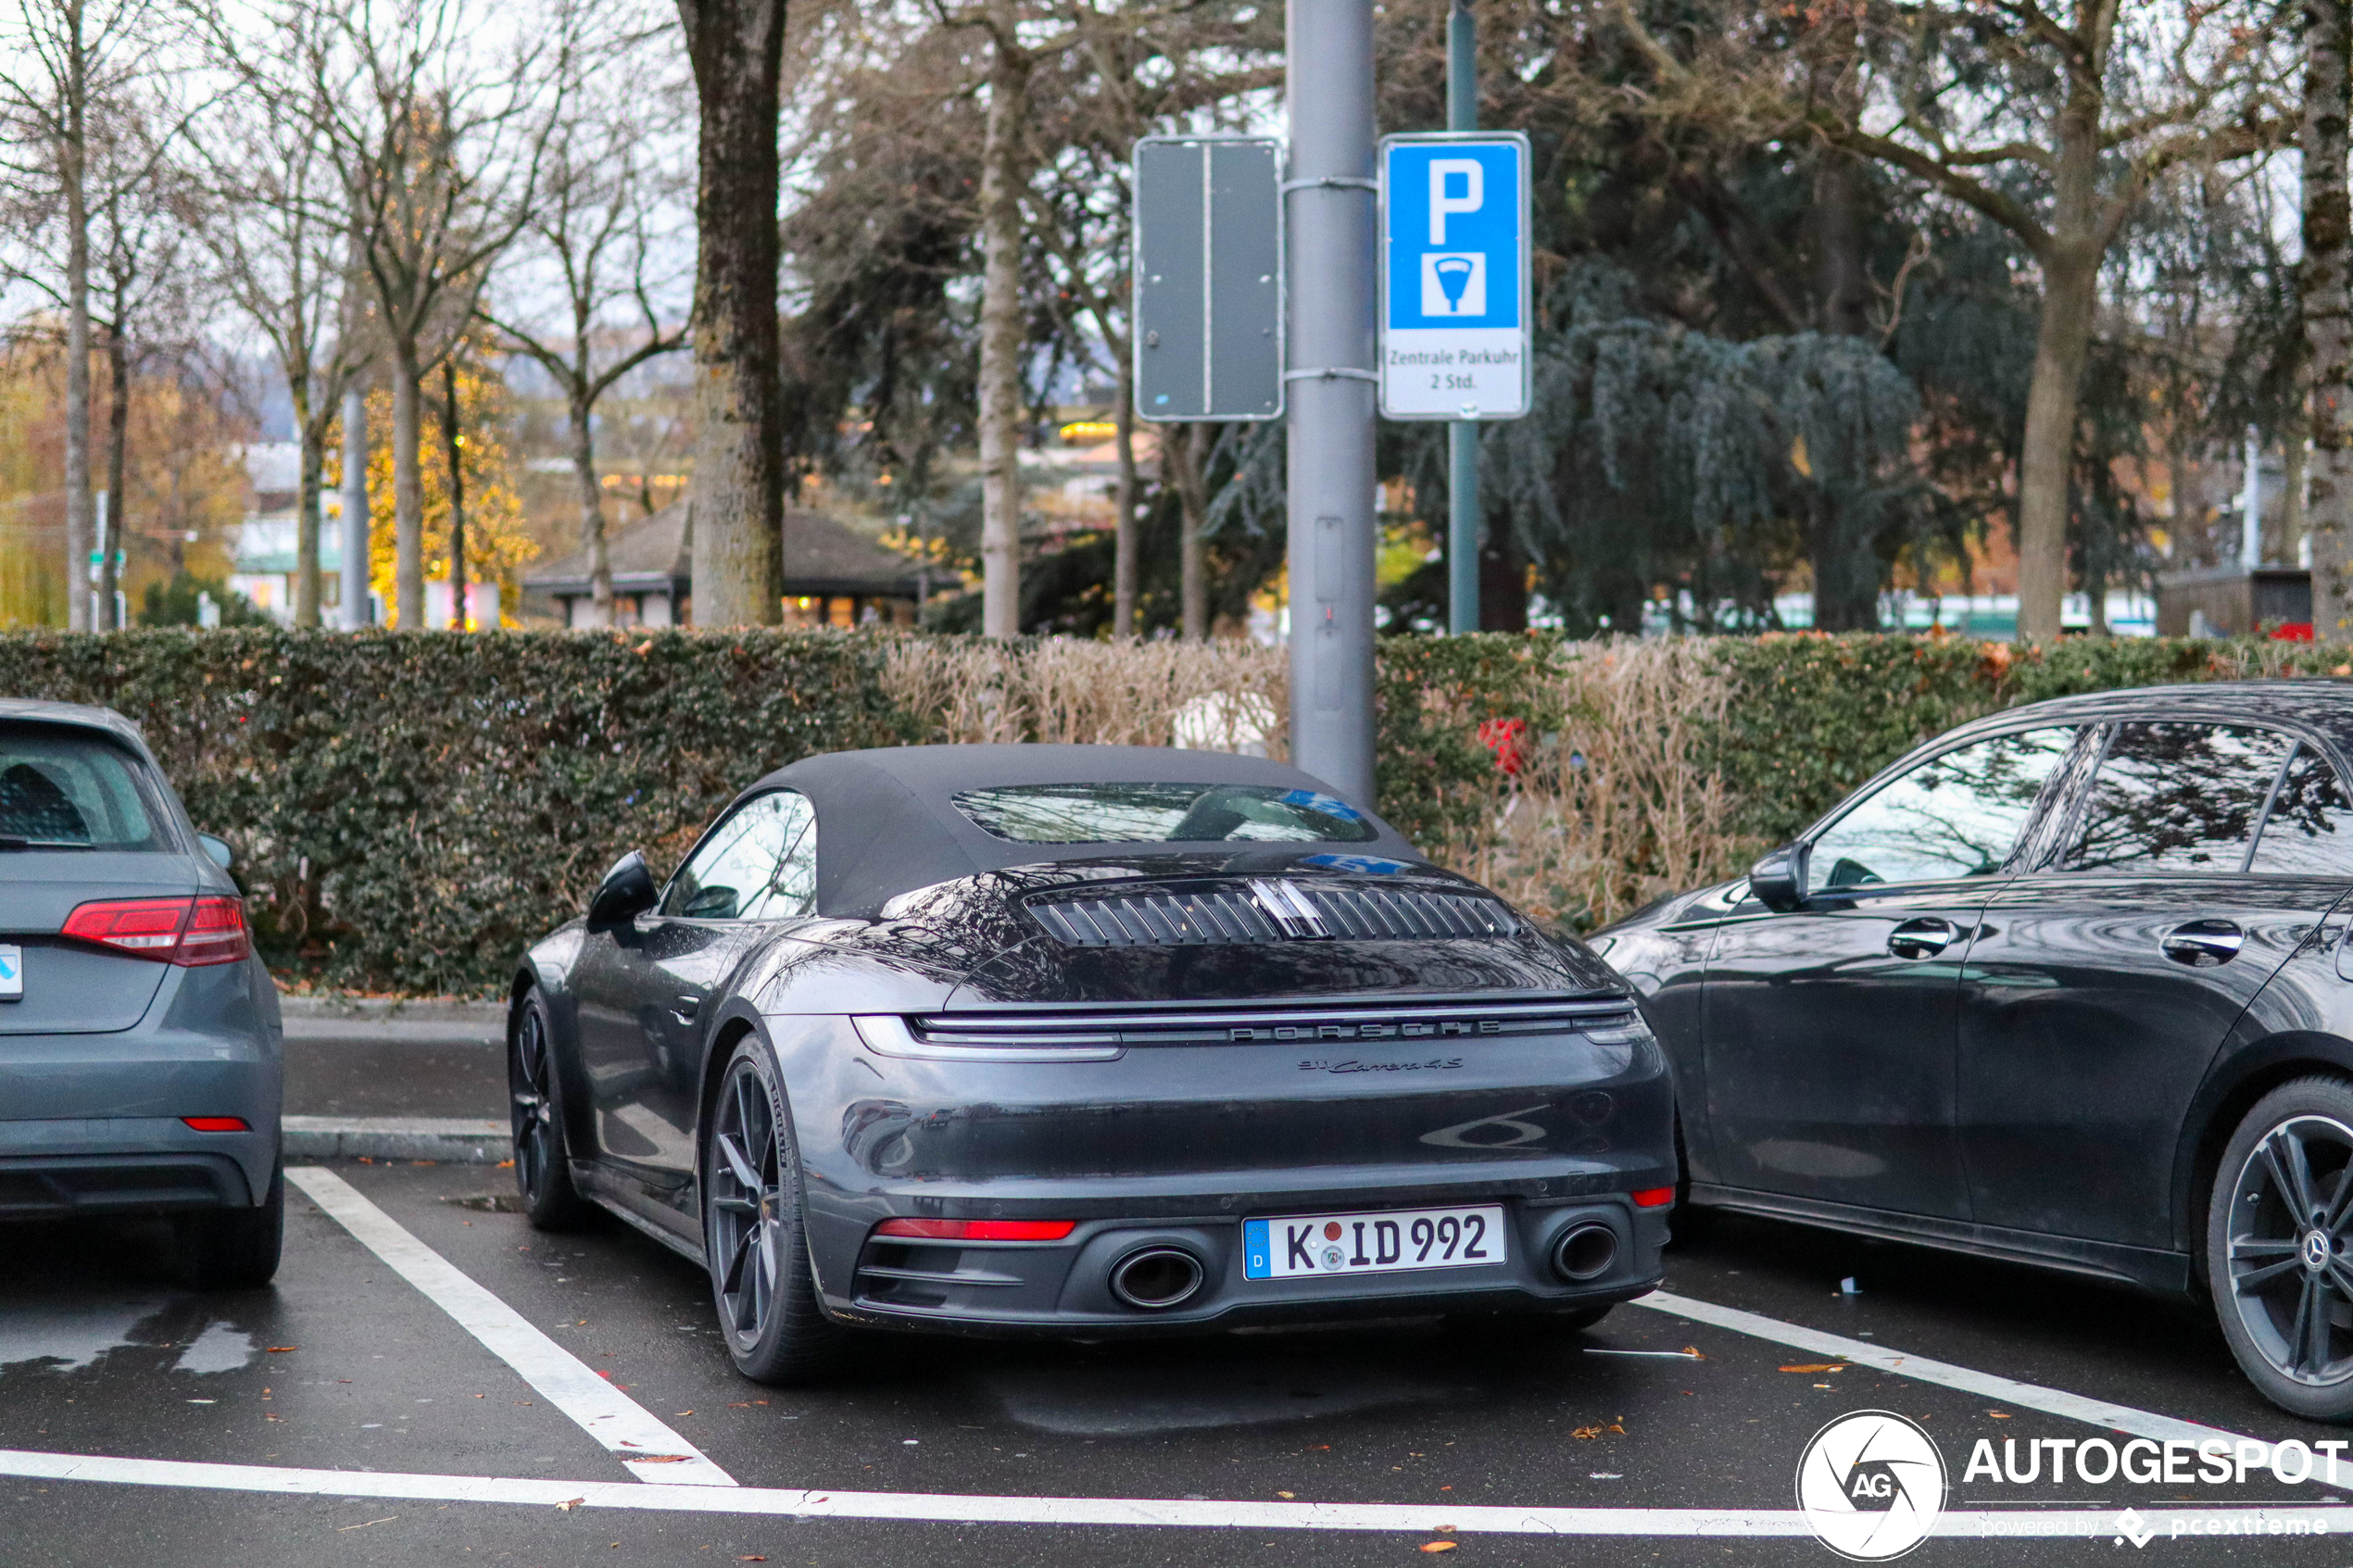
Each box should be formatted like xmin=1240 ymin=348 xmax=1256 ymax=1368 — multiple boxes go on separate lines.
xmin=0 ymin=699 xmax=283 ymax=1286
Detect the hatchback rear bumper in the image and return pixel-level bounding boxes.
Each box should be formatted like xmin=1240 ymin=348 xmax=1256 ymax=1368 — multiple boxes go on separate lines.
xmin=0 ymin=959 xmax=281 ymax=1214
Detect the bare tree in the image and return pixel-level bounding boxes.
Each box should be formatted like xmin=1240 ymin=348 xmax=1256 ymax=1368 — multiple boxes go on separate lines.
xmin=0 ymin=0 xmax=167 ymax=630
xmin=278 ymin=0 xmax=565 ymax=628
xmin=677 ymin=0 xmax=786 ymax=628
xmin=481 ymin=23 xmax=687 ymax=625
xmin=2309 ymin=0 xmax=2353 ymax=642
xmin=191 ymin=7 xmax=370 ymax=627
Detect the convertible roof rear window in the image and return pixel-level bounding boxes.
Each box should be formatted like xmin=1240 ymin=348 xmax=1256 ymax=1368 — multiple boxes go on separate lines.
xmin=951 ymin=783 xmax=1378 ymax=845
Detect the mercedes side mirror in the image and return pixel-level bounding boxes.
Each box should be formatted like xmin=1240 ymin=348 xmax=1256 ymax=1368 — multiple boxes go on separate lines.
xmin=197 ymin=834 xmax=234 ymax=871
xmin=588 ymin=850 xmax=660 ymax=927
xmin=1748 ymin=843 xmax=1808 ymax=913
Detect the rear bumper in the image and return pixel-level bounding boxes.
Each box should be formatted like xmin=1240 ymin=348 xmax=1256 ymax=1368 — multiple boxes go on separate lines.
xmin=0 ymin=958 xmax=281 ymax=1213
xmin=825 ymin=1192 xmax=1669 ymax=1338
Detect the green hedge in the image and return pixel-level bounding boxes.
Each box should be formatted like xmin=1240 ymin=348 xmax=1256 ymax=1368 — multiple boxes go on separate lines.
xmin=4 ymin=628 xmax=2344 ymax=995
xmin=0 ymin=630 xmax=904 ymax=995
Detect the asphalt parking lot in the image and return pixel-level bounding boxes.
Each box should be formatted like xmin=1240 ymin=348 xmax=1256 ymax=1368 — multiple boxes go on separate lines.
xmin=6 ymin=1156 xmax=2353 ymax=1567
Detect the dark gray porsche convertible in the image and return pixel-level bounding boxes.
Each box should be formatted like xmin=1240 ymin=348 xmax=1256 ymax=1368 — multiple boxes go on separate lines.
xmin=510 ymin=745 xmax=1672 ymax=1383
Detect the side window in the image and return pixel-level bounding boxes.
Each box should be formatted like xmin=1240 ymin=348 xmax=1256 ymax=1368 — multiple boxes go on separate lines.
xmin=754 ymin=811 xmax=819 ymax=920
xmin=661 ymin=792 xmax=812 ymax=920
xmin=2067 ymin=723 xmax=2293 ymax=874
xmin=1806 ymin=726 xmax=2077 ymax=894
xmin=2249 ymin=744 xmax=2353 ymax=875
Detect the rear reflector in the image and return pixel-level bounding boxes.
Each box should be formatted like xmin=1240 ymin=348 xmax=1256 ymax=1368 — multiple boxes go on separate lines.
xmin=874 ymin=1218 xmax=1077 ymax=1242
xmin=181 ymin=1116 xmax=249 ymax=1133
xmin=61 ymin=896 xmax=250 ymax=966
xmin=1631 ymin=1186 xmax=1675 ymax=1209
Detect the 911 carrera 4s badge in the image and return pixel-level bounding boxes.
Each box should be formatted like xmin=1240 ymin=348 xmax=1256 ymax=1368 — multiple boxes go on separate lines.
xmin=1242 ymin=1204 xmax=1509 ymax=1279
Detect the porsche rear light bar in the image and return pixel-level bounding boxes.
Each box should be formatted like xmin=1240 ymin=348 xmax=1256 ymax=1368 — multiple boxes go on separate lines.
xmin=61 ymin=896 xmax=251 ymax=966
xmin=874 ymin=1218 xmax=1077 ymax=1242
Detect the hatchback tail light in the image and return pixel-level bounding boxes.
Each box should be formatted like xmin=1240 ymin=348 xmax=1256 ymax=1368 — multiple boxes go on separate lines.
xmin=61 ymin=896 xmax=251 ymax=966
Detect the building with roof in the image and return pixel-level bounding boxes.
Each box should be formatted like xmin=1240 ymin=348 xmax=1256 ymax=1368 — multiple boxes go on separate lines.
xmin=522 ymin=501 xmax=925 ymax=629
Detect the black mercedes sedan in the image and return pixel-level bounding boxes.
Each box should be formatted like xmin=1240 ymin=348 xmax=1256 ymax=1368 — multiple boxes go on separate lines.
xmin=1597 ymin=680 xmax=2353 ymax=1422
xmin=510 ymin=745 xmax=1671 ymax=1383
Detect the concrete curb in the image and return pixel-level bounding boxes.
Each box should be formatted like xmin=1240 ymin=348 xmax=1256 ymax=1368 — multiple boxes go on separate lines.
xmin=278 ymin=996 xmax=508 ymax=1024
xmin=283 ymin=1116 xmax=509 ymax=1164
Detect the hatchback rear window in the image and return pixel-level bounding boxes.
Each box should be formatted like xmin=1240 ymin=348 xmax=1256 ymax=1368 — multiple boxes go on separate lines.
xmin=0 ymin=723 xmax=171 ymax=850
xmin=952 ymin=783 xmax=1378 ymax=844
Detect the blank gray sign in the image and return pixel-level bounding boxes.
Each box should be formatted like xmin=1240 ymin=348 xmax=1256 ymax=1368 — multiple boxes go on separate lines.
xmin=1133 ymin=137 xmax=1283 ymax=421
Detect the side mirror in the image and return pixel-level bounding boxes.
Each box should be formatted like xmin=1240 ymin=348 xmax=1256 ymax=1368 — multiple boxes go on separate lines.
xmin=587 ymin=850 xmax=660 ymax=927
xmin=1748 ymin=843 xmax=1808 ymax=913
xmin=197 ymin=834 xmax=234 ymax=871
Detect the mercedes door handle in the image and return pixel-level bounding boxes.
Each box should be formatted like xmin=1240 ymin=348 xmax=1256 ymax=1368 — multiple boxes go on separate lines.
xmin=2161 ymin=920 xmax=2244 ymax=968
xmin=671 ymin=994 xmax=704 ymax=1026
xmin=1887 ymin=918 xmax=1959 ymax=960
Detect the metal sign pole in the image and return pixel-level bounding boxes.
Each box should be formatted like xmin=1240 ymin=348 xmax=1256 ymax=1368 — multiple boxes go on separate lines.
xmin=1447 ymin=0 xmax=1478 ymax=636
xmin=1283 ymin=0 xmax=1378 ymax=804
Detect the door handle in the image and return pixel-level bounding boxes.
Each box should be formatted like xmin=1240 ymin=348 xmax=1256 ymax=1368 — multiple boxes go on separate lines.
xmin=671 ymin=994 xmax=703 ymax=1026
xmin=1887 ymin=918 xmax=1959 ymax=960
xmin=2162 ymin=921 xmax=2243 ymax=968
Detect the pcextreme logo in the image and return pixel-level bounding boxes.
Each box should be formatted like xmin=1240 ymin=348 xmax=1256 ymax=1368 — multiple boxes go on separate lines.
xmin=1794 ymin=1410 xmax=1949 ymax=1561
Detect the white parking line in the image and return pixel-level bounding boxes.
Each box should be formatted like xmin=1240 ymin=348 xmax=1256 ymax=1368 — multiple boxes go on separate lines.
xmin=284 ymin=1166 xmax=736 ymax=1487
xmin=3 ymin=1449 xmax=2347 ymax=1540
xmin=1632 ymin=1289 xmax=2289 ymax=1465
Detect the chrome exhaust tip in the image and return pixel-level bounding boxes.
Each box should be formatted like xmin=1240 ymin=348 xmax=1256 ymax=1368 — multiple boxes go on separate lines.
xmin=1109 ymin=1246 xmax=1205 ymax=1310
xmin=1551 ymin=1223 xmax=1618 ymax=1283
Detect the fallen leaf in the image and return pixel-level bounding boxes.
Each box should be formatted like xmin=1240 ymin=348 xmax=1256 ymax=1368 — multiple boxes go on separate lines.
xmin=623 ymin=1454 xmax=694 ymax=1464
xmin=1432 ymin=1524 xmax=1457 ymax=1534
xmin=497 ymin=1159 xmax=515 ymax=1169
xmin=1276 ymin=1491 xmax=1296 ymax=1499
xmin=1988 ymin=1411 xmax=2012 ymax=1420
xmin=1420 ymin=1543 xmax=1457 ymax=1554
xmin=555 ymin=1499 xmax=585 ymax=1512
xmin=1779 ymin=1364 xmax=1845 ymax=1374
xmin=1681 ymin=1347 xmax=1705 ymax=1359
xmin=1571 ymin=1426 xmax=1603 ymax=1440
xmin=265 ymin=1346 xmax=299 ymax=1353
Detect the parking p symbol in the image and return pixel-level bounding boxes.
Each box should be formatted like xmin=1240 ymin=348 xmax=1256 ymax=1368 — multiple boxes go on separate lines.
xmin=1428 ymin=158 xmax=1483 ymax=244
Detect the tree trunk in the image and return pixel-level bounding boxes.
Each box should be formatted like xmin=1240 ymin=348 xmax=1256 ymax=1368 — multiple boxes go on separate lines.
xmin=295 ymin=395 xmax=324 ymax=628
xmin=1812 ymin=150 xmax=1870 ymax=338
xmin=391 ymin=336 xmax=425 ymax=627
xmin=2014 ymin=249 xmax=2099 ymax=640
xmin=1113 ymin=353 xmax=1138 ymax=641
xmin=2014 ymin=79 xmax=2108 ymax=643
xmin=1170 ymin=422 xmax=1210 ymax=641
xmin=63 ymin=94 xmax=90 ymax=633
xmin=574 ymin=384 xmax=611 ymax=626
xmin=443 ymin=358 xmax=468 ymax=630
xmin=976 ymin=17 xmax=1030 ymax=640
xmin=678 ymin=0 xmax=787 ymax=629
xmin=102 ymin=322 xmax=128 ymax=630
xmin=2309 ymin=0 xmax=2353 ymax=640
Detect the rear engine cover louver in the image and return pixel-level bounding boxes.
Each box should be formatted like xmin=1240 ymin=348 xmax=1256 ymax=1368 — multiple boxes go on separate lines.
xmin=1027 ymin=880 xmax=1518 ymax=948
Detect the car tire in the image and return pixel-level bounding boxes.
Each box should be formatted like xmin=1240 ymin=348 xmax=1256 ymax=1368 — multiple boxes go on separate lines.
xmin=180 ymin=1158 xmax=284 ymax=1289
xmin=703 ymin=1035 xmax=854 ymax=1385
xmin=510 ymin=987 xmax=592 ymax=1232
xmin=2207 ymin=1074 xmax=2353 ymax=1422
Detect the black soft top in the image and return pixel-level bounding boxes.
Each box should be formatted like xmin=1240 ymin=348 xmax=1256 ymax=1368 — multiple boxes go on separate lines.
xmin=748 ymin=744 xmax=1424 ymax=918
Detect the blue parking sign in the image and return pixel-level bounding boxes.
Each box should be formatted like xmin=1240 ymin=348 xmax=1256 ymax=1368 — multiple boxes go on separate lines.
xmin=1378 ymin=133 xmax=1530 ymax=420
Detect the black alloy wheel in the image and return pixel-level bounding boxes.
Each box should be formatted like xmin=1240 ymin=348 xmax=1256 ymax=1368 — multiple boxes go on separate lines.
xmin=510 ymin=989 xmax=590 ymax=1229
xmin=703 ymin=1036 xmax=851 ymax=1384
xmin=2210 ymin=1077 xmax=2353 ymax=1421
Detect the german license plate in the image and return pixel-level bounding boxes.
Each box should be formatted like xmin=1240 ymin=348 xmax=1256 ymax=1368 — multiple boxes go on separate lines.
xmin=1243 ymin=1204 xmax=1507 ymax=1280
xmin=0 ymin=945 xmax=19 ymax=999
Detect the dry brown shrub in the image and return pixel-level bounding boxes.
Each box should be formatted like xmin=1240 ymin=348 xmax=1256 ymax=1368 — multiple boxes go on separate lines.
xmin=883 ymin=637 xmax=1290 ymax=752
xmin=1425 ymin=640 xmax=1755 ymax=930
